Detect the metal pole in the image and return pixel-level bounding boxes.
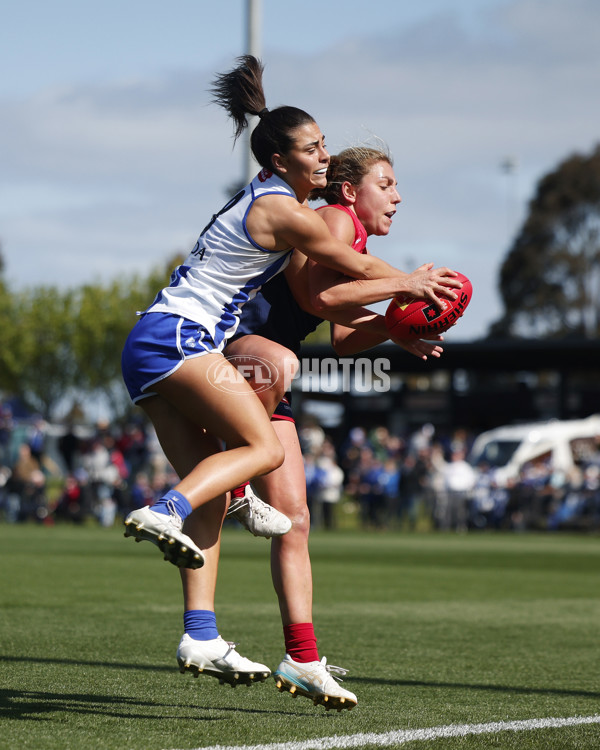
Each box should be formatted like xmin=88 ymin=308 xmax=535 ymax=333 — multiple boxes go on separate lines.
xmin=500 ymin=155 xmax=519 ymax=245
xmin=244 ymin=0 xmax=262 ymax=183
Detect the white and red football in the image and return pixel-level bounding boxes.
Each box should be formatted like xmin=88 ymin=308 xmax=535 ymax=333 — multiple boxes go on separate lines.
xmin=385 ymin=272 xmax=473 ymax=340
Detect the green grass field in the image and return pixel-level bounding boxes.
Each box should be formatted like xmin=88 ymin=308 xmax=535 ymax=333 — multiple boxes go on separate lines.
xmin=1 ymin=523 xmax=599 ymax=750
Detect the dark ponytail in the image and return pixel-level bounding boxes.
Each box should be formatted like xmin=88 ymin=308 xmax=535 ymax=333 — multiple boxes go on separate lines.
xmin=210 ymin=55 xmax=267 ymax=141
xmin=210 ymin=55 xmax=316 ymax=173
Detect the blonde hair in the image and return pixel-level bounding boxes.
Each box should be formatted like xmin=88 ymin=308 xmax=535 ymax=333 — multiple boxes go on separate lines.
xmin=310 ymin=144 xmax=393 ymax=204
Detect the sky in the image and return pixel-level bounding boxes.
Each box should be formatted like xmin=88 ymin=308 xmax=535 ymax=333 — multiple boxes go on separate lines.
xmin=1 ymin=0 xmax=599 ymax=342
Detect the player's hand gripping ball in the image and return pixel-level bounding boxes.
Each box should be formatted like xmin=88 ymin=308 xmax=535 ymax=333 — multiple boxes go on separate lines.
xmin=385 ymin=272 xmax=473 ymax=340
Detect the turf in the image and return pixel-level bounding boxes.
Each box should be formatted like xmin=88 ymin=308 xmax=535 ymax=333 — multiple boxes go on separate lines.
xmin=0 ymin=524 xmax=598 ymax=750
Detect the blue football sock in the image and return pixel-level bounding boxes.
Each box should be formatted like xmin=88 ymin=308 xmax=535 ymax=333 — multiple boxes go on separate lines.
xmin=151 ymin=489 xmax=193 ymax=521
xmin=184 ymin=609 xmax=219 ymax=641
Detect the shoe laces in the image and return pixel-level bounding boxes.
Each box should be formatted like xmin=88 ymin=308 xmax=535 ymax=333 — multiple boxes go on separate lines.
xmin=166 ymin=499 xmax=183 ymax=531
xmin=321 ymin=657 xmax=348 ymax=682
xmin=246 ymin=492 xmax=276 ymax=522
xmin=220 ymin=640 xmax=249 ymax=666
xmin=228 ymin=488 xmax=268 ymax=521
xmin=226 ymin=496 xmax=248 ymax=517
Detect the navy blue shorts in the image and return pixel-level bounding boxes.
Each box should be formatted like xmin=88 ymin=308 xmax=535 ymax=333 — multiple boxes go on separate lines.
xmin=272 ymin=393 xmax=294 ymax=422
xmin=121 ymin=312 xmax=218 ymax=403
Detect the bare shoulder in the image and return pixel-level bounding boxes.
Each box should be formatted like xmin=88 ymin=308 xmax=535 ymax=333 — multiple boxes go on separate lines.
xmin=316 ymin=205 xmax=355 ymax=244
xmin=246 ymin=193 xmax=306 ymax=251
xmin=249 ymin=193 xmax=302 ymax=224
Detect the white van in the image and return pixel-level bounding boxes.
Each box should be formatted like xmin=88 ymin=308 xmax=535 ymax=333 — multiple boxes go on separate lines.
xmin=468 ymin=414 xmax=600 ymax=485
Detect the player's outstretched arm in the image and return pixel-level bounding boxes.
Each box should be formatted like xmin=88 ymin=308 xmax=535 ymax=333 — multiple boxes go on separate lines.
xmin=309 ymin=261 xmax=461 ymax=312
xmin=283 ymin=260 xmax=444 ymax=361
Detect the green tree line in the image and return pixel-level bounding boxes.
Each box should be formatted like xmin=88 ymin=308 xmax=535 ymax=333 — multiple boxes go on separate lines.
xmin=0 ymin=258 xmax=176 ymax=420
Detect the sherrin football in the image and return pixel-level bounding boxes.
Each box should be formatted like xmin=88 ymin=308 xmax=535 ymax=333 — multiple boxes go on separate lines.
xmin=385 ymin=271 xmax=473 ymax=340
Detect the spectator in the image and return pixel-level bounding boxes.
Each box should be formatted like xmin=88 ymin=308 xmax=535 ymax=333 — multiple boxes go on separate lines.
xmin=310 ymin=439 xmax=344 ymax=530
xmin=339 ymin=426 xmax=368 ymax=480
xmin=80 ymin=434 xmax=122 ymax=519
xmin=129 ymin=471 xmax=155 ymax=513
xmin=7 ymin=443 xmax=48 ymax=522
xmin=58 ymin=423 xmax=81 ymax=473
xmin=353 ymin=447 xmax=387 ymax=530
xmin=368 ymin=426 xmax=392 ymax=463
xmin=379 ymin=457 xmax=401 ymax=528
xmin=0 ymin=404 xmax=14 ymax=466
xmin=0 ymin=464 xmax=14 ymax=522
xmin=397 ymin=452 xmax=428 ymax=530
xmin=298 ymin=417 xmax=325 ymax=457
xmin=54 ymin=469 xmax=92 ymax=524
xmin=436 ymin=448 xmax=476 ymax=531
xmin=28 ymin=415 xmax=47 ymax=462
xmin=117 ymin=421 xmax=149 ymax=480
xmin=470 ymin=462 xmax=509 ymax=530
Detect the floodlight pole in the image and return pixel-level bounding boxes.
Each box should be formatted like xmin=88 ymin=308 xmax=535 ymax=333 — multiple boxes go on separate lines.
xmin=244 ymin=0 xmax=262 ymax=184
xmin=500 ymin=155 xmax=519 ymax=244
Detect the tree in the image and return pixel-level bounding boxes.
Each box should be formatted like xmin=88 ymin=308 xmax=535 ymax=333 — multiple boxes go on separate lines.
xmin=490 ymin=144 xmax=600 ymax=339
xmin=9 ymin=286 xmax=76 ymax=416
xmin=71 ymin=259 xmax=176 ymax=417
xmin=0 ymin=254 xmax=177 ymax=420
xmin=0 ymin=250 xmax=20 ymax=396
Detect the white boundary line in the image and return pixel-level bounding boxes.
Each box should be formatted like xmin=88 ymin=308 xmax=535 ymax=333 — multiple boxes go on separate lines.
xmin=173 ymin=714 xmax=600 ymax=750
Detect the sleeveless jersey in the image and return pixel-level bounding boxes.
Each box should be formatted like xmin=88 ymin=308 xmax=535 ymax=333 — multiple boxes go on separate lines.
xmin=145 ymin=169 xmax=295 ymax=349
xmin=232 ymin=204 xmax=367 ymax=355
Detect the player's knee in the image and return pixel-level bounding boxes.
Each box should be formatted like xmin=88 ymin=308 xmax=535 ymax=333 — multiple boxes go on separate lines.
xmin=255 ymin=436 xmax=285 ymax=475
xmin=265 ymin=350 xmax=298 ymax=404
xmin=289 ymin=502 xmax=310 ymax=536
xmin=272 ymin=492 xmax=310 ymax=536
xmin=269 ymin=439 xmax=286 ymax=471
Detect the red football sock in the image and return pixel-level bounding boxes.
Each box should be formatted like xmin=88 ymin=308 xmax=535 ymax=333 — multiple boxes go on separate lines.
xmin=231 ymin=481 xmax=249 ymax=499
xmin=283 ymin=623 xmax=319 ymax=663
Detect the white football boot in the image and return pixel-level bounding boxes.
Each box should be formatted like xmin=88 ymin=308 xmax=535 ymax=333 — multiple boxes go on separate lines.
xmin=273 ymin=654 xmax=358 ymax=711
xmin=124 ymin=504 xmax=204 ymax=569
xmin=227 ymin=484 xmax=292 ymax=539
xmin=177 ymin=633 xmax=271 ymax=687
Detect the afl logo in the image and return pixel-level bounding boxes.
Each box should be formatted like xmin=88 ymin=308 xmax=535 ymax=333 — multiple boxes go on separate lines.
xmin=207 ymin=355 xmax=279 ymax=394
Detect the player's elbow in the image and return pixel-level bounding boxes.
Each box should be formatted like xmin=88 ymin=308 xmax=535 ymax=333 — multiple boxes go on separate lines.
xmin=330 ymin=332 xmax=344 ymax=354
xmin=332 ymin=339 xmax=353 ymax=356
xmin=311 ymin=290 xmax=329 ymax=313
xmin=330 ymin=330 xmax=358 ymax=357
xmin=312 ymin=288 xmax=348 ymax=312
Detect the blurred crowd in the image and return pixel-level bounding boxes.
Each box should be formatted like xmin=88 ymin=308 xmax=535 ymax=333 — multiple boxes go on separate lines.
xmin=299 ymin=420 xmax=600 ymax=533
xmin=0 ymin=403 xmax=177 ymax=527
xmin=1 ymin=400 xmax=599 ymax=532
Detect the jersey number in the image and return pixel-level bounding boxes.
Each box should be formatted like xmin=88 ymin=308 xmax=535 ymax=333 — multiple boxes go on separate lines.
xmin=190 ymin=189 xmax=246 ymax=261
xmin=200 ymin=189 xmax=245 ymax=237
